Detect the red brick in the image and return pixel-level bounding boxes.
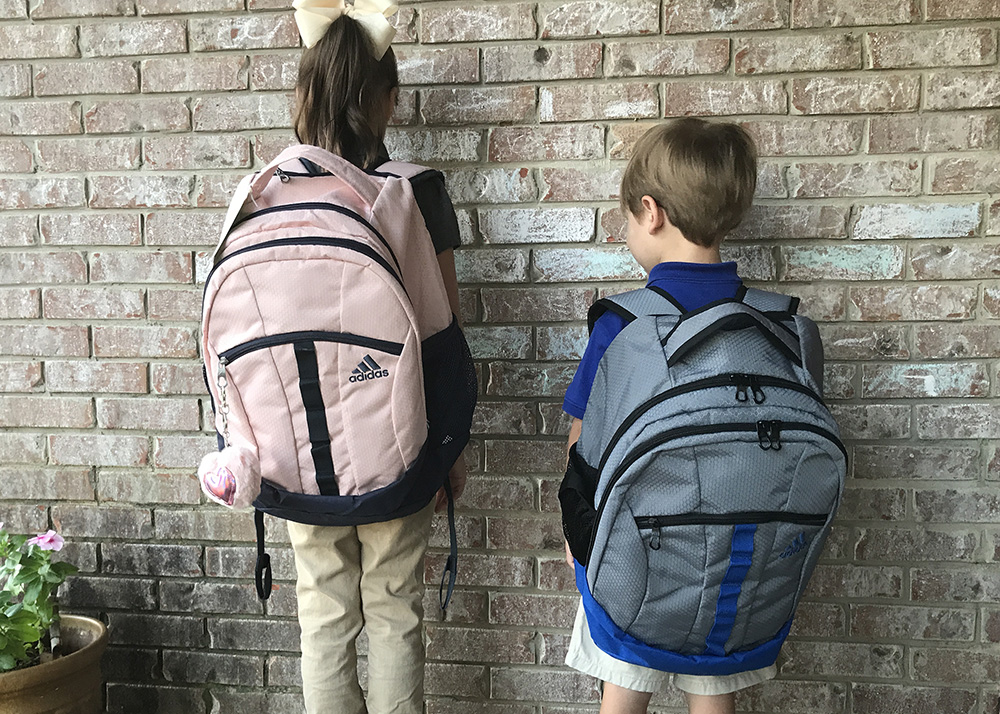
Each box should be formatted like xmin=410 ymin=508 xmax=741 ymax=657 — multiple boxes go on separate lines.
xmin=489 ymin=124 xmax=602 ymax=162
xmin=790 ymin=284 xmax=847 ymax=322
xmin=541 ymin=167 xmax=622 ymax=202
xmin=742 ymin=119 xmax=863 ymax=156
xmin=422 ymin=4 xmax=536 ymax=43
xmin=36 ymin=137 xmax=139 ymax=172
xmin=487 ymin=363 xmax=577 ymax=399
xmin=870 ymin=28 xmax=996 ymax=69
xmin=792 ymin=0 xmax=918 ymax=27
xmin=851 ymin=285 xmax=976 ymax=321
xmin=855 ymin=445 xmax=979 ymax=482
xmin=98 ymin=397 xmax=200 ymax=431
xmin=249 ymin=53 xmax=297 ymax=91
xmin=35 ymin=59 xmax=138 ymax=96
xmin=149 ymin=363 xmax=203 ymax=396
xmin=471 ymin=402 xmax=536 ymax=436
xmin=852 ymin=202 xmax=980 ymax=240
xmin=0 ymin=24 xmax=78 ymax=59
xmin=782 ymin=640 xmax=904 ymax=678
xmin=490 ymin=593 xmax=577 ymax=628
xmin=142 ymin=55 xmax=248 ymax=92
xmin=391 ymin=6 xmax=417 ymax=43
xmin=98 ymin=471 xmax=200 ymax=506
xmin=913 ymin=568 xmax=1000 ymax=603
xmin=0 ymin=100 xmax=81 ymax=135
xmin=41 ymin=213 xmax=141 ymax=246
xmin=425 ymin=663 xmax=488 ymax=699
xmin=0 ymin=177 xmax=85 ymax=209
xmin=90 ymin=250 xmax=192 ymax=284
xmin=464 ymin=326 xmax=532 ymax=360
xmin=0 ymin=138 xmax=31 ymax=172
xmin=491 ymin=668 xmax=599 ymax=704
xmin=853 ymin=684 xmax=978 ymax=714
xmin=44 ymin=287 xmax=145 ymax=319
xmin=426 ymin=626 xmax=533 ymax=664
xmin=0 ymin=64 xmax=31 ymax=97
xmin=664 ymin=0 xmax=789 ymax=33
xmin=932 ymin=156 xmax=1000 ymax=194
xmin=540 ymin=0 xmax=658 ymax=38
xmin=0 ymin=396 xmax=93 ymax=428
xmin=89 ymin=175 xmax=191 ymax=209
xmin=856 ymin=527 xmax=978 ymax=563
xmin=390 ymin=88 xmax=418 ymax=126
xmin=534 ymin=246 xmax=643 ymax=283
xmin=663 ymin=79 xmax=787 ymax=116
xmin=0 ymin=325 xmax=89 ymax=357
xmin=137 ymin=0 xmax=241 ymax=12
xmin=487 ymin=516 xmax=564 ymax=550
xmin=927 ymin=0 xmax=1000 ymax=19
xmin=736 ymin=33 xmax=861 ymax=74
xmin=192 ymin=93 xmax=294 ymax=131
xmin=789 ymin=160 xmax=920 ymax=198
xmin=481 ymin=287 xmax=594 ymax=323
xmin=193 ymin=173 xmax=243 ymax=208
xmin=148 ymin=288 xmax=200 ymax=321
xmin=84 ymin=97 xmax=189 ymax=133
xmin=480 ymin=208 xmax=594 ymax=244
xmin=0 ymin=289 xmax=40 ymax=319
xmin=47 ymin=360 xmax=148 ymax=394
xmin=912 ymin=648 xmax=1000 ymax=683
xmin=912 ymin=243 xmax=1000 ymax=280
xmin=445 ymin=168 xmax=536 ymax=205
xmin=0 ymin=432 xmax=45 ymax=462
xmin=80 ymin=19 xmax=187 ymax=57
xmin=870 ymin=114 xmax=1000 ymax=153
xmin=828 ymin=404 xmax=910 ymax=439
xmin=0 ymin=360 xmax=42 ymax=390
xmin=252 ymin=132 xmax=296 ymax=163
xmin=153 ymin=435 xmax=217 ymax=468
xmin=422 ymin=87 xmax=535 ymax=125
xmin=0 ymin=215 xmax=38 ymax=247
xmin=144 ymin=210 xmax=223 ymax=246
xmin=30 ymin=0 xmax=133 ymax=18
xmin=738 ymin=681 xmax=848 ymax=713
xmin=541 ymin=83 xmax=658 ymax=122
xmin=397 ymin=47 xmax=479 ymax=85
xmin=0 ymin=0 xmax=24 ymax=16
xmin=0 ymin=468 xmax=95 ymax=501
xmin=792 ymin=75 xmax=920 ymax=114
xmin=384 ymin=128 xmax=481 ymax=164
xmin=144 ymin=134 xmax=250 ymax=170
xmin=483 ymin=43 xmax=600 ymax=83
xmin=94 ymin=325 xmax=197 ymax=358
xmin=607 ymin=38 xmax=729 ymax=77
xmin=863 ymin=363 xmax=989 ymax=399
xmin=731 ymin=204 xmax=849 ymax=240
xmin=189 ymin=14 xmax=298 ymax=51
xmin=927 ymin=69 xmax=1000 ymax=110
xmin=915 ymin=324 xmax=1000 ymax=359
xmin=782 ymin=245 xmax=904 ymax=281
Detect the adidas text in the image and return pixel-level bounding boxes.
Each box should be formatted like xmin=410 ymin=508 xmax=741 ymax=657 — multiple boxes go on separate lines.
xmin=349 ymin=369 xmax=389 ymax=383
xmin=350 ymin=355 xmax=389 ymax=383
xmin=779 ymin=532 xmax=808 ymax=559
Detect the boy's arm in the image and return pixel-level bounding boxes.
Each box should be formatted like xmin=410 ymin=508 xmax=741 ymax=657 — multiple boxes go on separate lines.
xmin=564 ymin=418 xmax=583 ymax=565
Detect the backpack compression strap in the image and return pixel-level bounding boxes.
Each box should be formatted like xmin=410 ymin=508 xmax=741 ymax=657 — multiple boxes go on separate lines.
xmin=587 ymin=286 xmax=684 ymax=334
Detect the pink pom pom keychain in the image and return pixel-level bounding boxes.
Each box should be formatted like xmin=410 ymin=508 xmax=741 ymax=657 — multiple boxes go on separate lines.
xmin=198 ymin=446 xmax=261 ymax=509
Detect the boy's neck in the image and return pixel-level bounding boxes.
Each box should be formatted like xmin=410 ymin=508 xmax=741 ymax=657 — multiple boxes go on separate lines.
xmin=650 ymin=225 xmax=722 ymax=268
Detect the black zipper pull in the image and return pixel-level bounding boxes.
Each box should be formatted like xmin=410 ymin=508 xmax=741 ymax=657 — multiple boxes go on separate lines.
xmin=757 ymin=420 xmax=772 ymax=450
xmin=275 ymin=168 xmax=290 ymax=183
xmin=749 ymin=375 xmax=766 ymax=404
xmin=649 ymin=525 xmax=661 ymax=551
xmin=731 ymin=374 xmax=749 ymax=402
xmin=769 ymin=420 xmax=782 ymax=450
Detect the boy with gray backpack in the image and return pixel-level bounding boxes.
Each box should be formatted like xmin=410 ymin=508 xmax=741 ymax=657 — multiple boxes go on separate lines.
xmin=559 ymin=119 xmax=846 ymax=714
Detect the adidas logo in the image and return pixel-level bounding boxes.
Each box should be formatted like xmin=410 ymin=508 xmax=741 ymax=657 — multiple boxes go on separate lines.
xmin=779 ymin=532 xmax=808 ymax=559
xmin=349 ymin=355 xmax=389 ymax=383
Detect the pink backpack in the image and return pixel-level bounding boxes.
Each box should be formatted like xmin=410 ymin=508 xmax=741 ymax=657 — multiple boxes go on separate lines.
xmin=199 ymin=145 xmax=476 ymax=602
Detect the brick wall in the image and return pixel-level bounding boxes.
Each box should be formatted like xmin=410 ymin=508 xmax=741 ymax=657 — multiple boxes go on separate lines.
xmin=1 ymin=0 xmax=999 ymax=711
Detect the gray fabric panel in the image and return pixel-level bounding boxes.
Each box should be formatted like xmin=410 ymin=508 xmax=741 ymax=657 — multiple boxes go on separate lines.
xmin=603 ymin=288 xmax=683 ymax=319
xmin=663 ymin=303 xmax=801 ymax=367
xmin=742 ymin=287 xmax=795 ymax=312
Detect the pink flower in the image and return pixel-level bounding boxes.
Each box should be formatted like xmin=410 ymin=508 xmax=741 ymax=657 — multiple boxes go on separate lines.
xmin=27 ymin=530 xmax=64 ymax=552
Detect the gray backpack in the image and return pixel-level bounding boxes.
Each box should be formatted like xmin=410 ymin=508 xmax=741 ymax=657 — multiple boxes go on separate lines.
xmin=560 ymin=286 xmax=846 ymax=675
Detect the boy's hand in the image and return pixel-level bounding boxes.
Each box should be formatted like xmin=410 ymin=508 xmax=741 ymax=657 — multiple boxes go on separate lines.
xmin=435 ymin=457 xmax=468 ymax=512
xmin=564 ymin=539 xmax=574 ymax=567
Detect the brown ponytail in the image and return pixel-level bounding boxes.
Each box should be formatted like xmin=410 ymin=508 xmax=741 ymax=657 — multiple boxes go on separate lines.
xmin=294 ymin=15 xmax=399 ymax=169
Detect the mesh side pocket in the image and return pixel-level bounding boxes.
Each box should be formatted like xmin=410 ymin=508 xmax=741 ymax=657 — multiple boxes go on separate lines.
xmin=421 ymin=316 xmax=478 ymax=482
xmin=560 ymin=444 xmax=598 ymax=566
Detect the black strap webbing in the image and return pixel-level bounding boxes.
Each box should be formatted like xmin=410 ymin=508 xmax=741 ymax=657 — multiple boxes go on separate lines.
xmin=254 ymin=509 xmax=272 ymax=601
xmin=294 ymin=342 xmax=338 ymax=496
xmin=439 ymin=477 xmax=458 ymax=612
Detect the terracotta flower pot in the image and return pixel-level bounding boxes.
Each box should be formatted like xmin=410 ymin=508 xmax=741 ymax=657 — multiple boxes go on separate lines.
xmin=0 ymin=614 xmax=108 ymax=714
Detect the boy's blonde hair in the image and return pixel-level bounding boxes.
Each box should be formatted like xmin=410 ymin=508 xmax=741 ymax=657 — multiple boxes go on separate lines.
xmin=620 ymin=118 xmax=758 ymax=248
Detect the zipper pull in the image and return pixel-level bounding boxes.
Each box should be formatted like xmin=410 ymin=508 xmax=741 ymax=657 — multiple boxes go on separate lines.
xmin=749 ymin=376 xmax=766 ymax=404
xmin=757 ymin=420 xmax=772 ymax=450
xmin=730 ymin=374 xmax=749 ymax=402
xmin=769 ymin=420 xmax=782 ymax=450
xmin=275 ymin=168 xmax=290 ymax=183
xmin=649 ymin=525 xmax=661 ymax=551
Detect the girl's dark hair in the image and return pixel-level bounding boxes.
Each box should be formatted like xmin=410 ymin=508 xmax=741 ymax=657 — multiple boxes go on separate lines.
xmin=294 ymin=14 xmax=399 ymax=169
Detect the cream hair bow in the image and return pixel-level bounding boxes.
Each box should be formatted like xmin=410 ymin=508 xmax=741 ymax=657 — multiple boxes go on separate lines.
xmin=293 ymin=0 xmax=398 ymax=58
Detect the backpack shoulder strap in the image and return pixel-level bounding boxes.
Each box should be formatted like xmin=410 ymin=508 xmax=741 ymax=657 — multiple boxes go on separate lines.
xmin=740 ymin=286 xmax=800 ymax=315
xmin=587 ymin=287 xmax=684 ymax=334
xmin=370 ymin=160 xmax=441 ymax=183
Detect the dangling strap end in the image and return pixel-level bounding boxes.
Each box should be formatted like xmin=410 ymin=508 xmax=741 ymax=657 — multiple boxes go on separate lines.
xmin=254 ymin=509 xmax=273 ymax=601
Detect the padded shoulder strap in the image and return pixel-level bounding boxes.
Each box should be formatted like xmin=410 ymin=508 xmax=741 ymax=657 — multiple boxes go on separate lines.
xmin=741 ymin=287 xmax=799 ymax=314
xmin=587 ymin=287 xmax=684 ymax=334
xmin=371 ymin=160 xmax=440 ymax=182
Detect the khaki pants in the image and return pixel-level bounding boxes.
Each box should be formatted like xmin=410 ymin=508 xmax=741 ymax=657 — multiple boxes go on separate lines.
xmin=287 ymin=502 xmax=435 ymax=714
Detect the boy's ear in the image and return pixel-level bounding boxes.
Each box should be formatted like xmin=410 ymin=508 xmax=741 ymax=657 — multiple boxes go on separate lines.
xmin=641 ymin=195 xmax=667 ymax=233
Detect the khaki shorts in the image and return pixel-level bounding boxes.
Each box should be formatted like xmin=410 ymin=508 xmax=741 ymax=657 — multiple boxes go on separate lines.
xmin=565 ymin=602 xmax=777 ymax=696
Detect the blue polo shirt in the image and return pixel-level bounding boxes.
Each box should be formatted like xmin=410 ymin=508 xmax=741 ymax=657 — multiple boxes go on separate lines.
xmin=562 ymin=262 xmax=743 ymax=419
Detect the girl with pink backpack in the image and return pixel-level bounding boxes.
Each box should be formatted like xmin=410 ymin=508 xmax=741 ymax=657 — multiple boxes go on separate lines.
xmin=198 ymin=1 xmax=477 ymax=712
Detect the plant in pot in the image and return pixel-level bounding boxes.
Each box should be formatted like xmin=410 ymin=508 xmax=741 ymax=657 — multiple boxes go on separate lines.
xmin=0 ymin=524 xmax=108 ymax=714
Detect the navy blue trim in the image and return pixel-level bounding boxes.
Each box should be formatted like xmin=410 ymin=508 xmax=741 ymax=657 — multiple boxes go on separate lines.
xmin=220 ymin=330 xmax=404 ymax=364
xmin=294 ymin=341 xmax=338 ymax=496
xmin=231 ymin=201 xmax=401 ymax=277
xmin=576 ymin=562 xmax=788 ymax=675
xmin=665 ymin=312 xmax=803 ymax=368
xmin=587 ymin=299 xmax=637 ymax=334
xmin=645 ymin=285 xmax=687 ymax=313
xmin=704 ymin=524 xmax=756 ymax=656
xmin=205 ymin=236 xmax=403 ymax=292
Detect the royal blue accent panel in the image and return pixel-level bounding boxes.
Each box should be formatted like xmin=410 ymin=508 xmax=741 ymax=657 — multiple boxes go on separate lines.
xmin=575 ymin=561 xmax=788 ymax=676
xmin=704 ymin=524 xmax=757 ymax=656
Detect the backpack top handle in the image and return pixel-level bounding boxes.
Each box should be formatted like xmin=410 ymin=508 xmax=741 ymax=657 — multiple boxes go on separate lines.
xmin=662 ymin=302 xmax=802 ymax=368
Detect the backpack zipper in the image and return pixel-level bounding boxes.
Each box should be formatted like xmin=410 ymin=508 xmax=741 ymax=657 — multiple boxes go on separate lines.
xmin=635 ymin=510 xmax=827 ymax=550
xmin=204 ymin=236 xmax=403 ymax=293
xmin=231 ymin=201 xmax=400 ymax=275
xmin=219 ymin=330 xmax=405 ymax=364
xmin=597 ymin=374 xmax=825 ymax=474
xmin=588 ymin=421 xmax=846 ymax=559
